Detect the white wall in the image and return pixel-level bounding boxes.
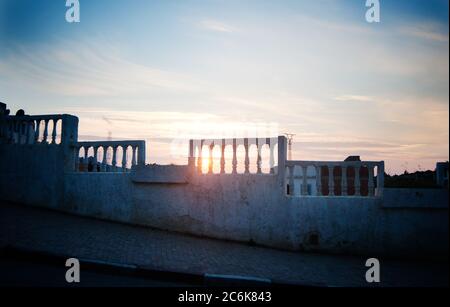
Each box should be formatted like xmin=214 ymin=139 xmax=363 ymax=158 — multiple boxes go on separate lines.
xmin=0 ymin=144 xmax=448 ymax=260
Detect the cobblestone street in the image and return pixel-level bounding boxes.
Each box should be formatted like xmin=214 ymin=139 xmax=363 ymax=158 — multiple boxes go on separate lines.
xmin=0 ymin=202 xmax=447 ymax=287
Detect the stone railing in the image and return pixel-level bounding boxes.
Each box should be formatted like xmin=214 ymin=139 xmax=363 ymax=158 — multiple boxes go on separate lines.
xmin=73 ymin=140 xmax=145 ymax=172
xmin=188 ymin=137 xmax=283 ymax=174
xmin=0 ymin=114 xmax=78 ymax=145
xmin=285 ymin=160 xmax=384 ymax=197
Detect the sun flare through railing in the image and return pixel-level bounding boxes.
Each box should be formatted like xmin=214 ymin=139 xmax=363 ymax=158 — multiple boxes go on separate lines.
xmin=188 ymin=137 xmax=280 ymax=175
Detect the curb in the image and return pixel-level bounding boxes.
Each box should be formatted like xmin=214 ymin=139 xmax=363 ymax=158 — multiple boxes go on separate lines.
xmin=0 ymin=245 xmax=320 ymax=287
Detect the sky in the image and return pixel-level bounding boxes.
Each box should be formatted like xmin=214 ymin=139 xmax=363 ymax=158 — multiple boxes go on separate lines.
xmin=0 ymin=0 xmax=448 ymax=174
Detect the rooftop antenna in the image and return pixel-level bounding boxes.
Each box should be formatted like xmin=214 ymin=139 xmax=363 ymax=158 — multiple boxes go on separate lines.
xmin=102 ymin=116 xmax=113 ymax=141
xmin=284 ymin=133 xmax=295 ymax=160
xmin=102 ymin=116 xmax=113 ymax=162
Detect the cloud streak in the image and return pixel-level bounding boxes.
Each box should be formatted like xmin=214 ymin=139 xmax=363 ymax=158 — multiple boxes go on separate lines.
xmin=0 ymin=41 xmax=208 ymax=97
xmin=199 ymin=19 xmax=237 ymax=33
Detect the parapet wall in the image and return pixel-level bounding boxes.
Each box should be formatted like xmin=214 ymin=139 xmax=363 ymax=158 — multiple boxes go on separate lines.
xmin=0 ymin=111 xmax=448 ymax=260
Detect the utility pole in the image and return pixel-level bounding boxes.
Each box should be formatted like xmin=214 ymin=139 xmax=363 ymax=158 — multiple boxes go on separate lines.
xmin=284 ymin=133 xmax=295 ymax=160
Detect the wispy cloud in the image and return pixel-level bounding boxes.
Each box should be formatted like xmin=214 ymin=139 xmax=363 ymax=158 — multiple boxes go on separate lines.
xmin=334 ymin=95 xmax=376 ymax=103
xmin=199 ymin=19 xmax=237 ymax=33
xmin=0 ymin=40 xmax=208 ymax=97
xmin=399 ymin=23 xmax=449 ymax=43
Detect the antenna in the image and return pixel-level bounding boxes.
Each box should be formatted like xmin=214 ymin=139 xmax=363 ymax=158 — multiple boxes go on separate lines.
xmin=284 ymin=133 xmax=295 ymax=160
xmin=102 ymin=116 xmax=113 ymax=161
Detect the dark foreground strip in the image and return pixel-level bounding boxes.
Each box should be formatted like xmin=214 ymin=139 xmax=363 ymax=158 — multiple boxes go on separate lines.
xmin=0 ymin=245 xmax=320 ymax=287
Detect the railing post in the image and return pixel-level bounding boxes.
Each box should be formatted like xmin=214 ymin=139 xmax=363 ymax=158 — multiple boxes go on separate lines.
xmin=328 ymin=165 xmax=334 ymax=196
xmin=94 ymin=146 xmax=99 ymax=172
xmin=244 ymin=138 xmax=250 ymax=174
xmin=257 ymin=138 xmax=262 ymax=174
xmin=269 ymin=139 xmax=275 ymax=174
xmin=51 ymin=119 xmax=57 ymax=144
xmin=42 ymin=119 xmax=49 ymax=143
xmin=62 ymin=115 xmax=79 ymax=172
xmin=341 ymin=166 xmax=348 ymax=196
xmin=122 ymin=146 xmax=127 ymax=171
xmin=103 ymin=147 xmax=108 ymax=172
xmin=355 ymin=165 xmax=361 ymax=196
xmin=301 ymin=165 xmax=308 ymax=195
xmin=137 ymin=141 xmax=146 ymax=166
xmin=188 ymin=140 xmax=195 ymax=169
xmin=288 ymin=165 xmax=295 ymax=195
xmin=316 ymin=165 xmax=322 ymax=196
xmin=376 ymin=161 xmax=384 ymax=197
xmin=277 ymin=136 xmax=287 ymax=187
xmin=112 ymin=146 xmax=117 ymax=172
xmin=368 ymin=164 xmax=375 ymax=196
xmin=34 ymin=120 xmax=40 ymax=143
xmin=232 ymin=139 xmax=237 ymax=174
xmin=197 ymin=141 xmax=203 ymax=174
xmin=220 ymin=139 xmax=226 ymax=174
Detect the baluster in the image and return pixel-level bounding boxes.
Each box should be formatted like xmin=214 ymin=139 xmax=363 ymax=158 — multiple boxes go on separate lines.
xmin=302 ymin=165 xmax=308 ymax=195
xmin=257 ymin=139 xmax=262 ymax=174
xmin=208 ymin=142 xmax=213 ymax=174
xmin=316 ymin=165 xmax=322 ymax=196
xmin=197 ymin=141 xmax=203 ymax=173
xmin=43 ymin=119 xmax=49 ymax=143
xmin=131 ymin=146 xmax=136 ymax=167
xmin=232 ymin=139 xmax=237 ymax=174
xmin=288 ymin=165 xmax=295 ymax=195
xmin=376 ymin=162 xmax=384 ymax=197
xmin=24 ymin=121 xmax=31 ymax=145
xmin=244 ymin=138 xmax=250 ymax=174
xmin=122 ymin=146 xmax=128 ymax=171
xmin=93 ymin=147 xmax=99 ymax=172
xmin=342 ymin=166 xmax=348 ymax=196
xmin=34 ymin=120 xmax=40 ymax=143
xmin=368 ymin=164 xmax=375 ymax=196
xmin=220 ymin=139 xmax=225 ymax=174
xmin=112 ymin=146 xmax=117 ymax=172
xmin=188 ymin=140 xmax=195 ymax=168
xmin=269 ymin=141 xmax=275 ymax=174
xmin=328 ymin=165 xmax=334 ymax=196
xmin=102 ymin=147 xmax=107 ymax=172
xmin=355 ymin=165 xmax=361 ymax=196
xmin=75 ymin=146 xmax=80 ymax=172
xmin=51 ymin=119 xmax=57 ymax=144
xmin=84 ymin=147 xmax=89 ymax=171
xmin=137 ymin=143 xmax=145 ymax=165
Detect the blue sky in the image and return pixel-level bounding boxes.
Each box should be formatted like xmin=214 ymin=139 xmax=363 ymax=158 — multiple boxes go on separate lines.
xmin=0 ymin=0 xmax=448 ymax=173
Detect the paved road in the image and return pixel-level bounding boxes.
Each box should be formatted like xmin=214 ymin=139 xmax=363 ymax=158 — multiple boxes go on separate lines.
xmin=0 ymin=202 xmax=447 ymax=287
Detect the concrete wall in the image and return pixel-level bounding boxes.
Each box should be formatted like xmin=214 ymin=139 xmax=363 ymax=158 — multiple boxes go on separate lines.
xmin=0 ymin=144 xmax=65 ymax=209
xmin=0 ymin=144 xmax=448 ymax=260
xmin=56 ymin=165 xmax=449 ymax=259
xmin=287 ymin=196 xmax=448 ymax=259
